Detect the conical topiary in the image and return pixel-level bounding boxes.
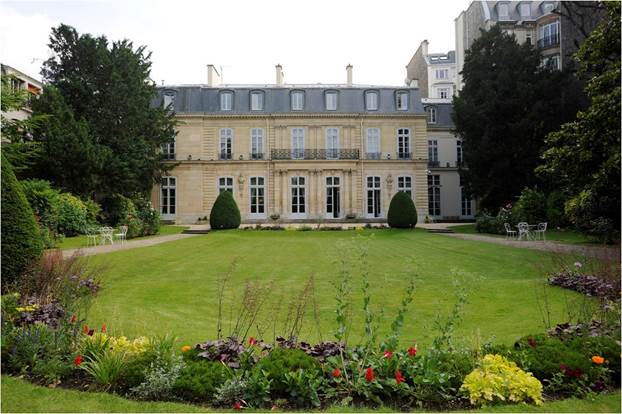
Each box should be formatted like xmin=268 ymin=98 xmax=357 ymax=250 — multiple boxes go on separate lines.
xmin=209 ymin=190 xmax=241 ymax=229
xmin=387 ymin=191 xmax=418 ymax=228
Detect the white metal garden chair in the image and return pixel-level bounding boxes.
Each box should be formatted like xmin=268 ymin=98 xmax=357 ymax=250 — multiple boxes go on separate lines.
xmin=533 ymin=222 xmax=548 ymax=241
xmin=85 ymin=227 xmax=99 ymax=247
xmin=517 ymin=222 xmax=531 ymax=241
xmin=99 ymin=226 xmax=114 ymax=245
xmin=115 ymin=225 xmax=128 ymax=245
xmin=504 ymin=223 xmax=517 ymax=240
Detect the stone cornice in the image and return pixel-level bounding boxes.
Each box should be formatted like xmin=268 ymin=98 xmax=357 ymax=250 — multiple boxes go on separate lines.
xmin=176 ymin=112 xmax=426 ymax=120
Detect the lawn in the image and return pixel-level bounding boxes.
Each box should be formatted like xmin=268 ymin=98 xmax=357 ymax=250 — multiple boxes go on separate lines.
xmin=449 ymin=223 xmax=595 ymax=245
xmin=55 ymin=225 xmax=188 ymax=249
xmin=2 ymin=376 xmax=620 ymax=413
xmin=80 ymin=228 xmax=590 ymax=349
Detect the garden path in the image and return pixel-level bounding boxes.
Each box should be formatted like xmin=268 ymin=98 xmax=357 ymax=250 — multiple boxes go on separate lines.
xmin=58 ymin=233 xmax=199 ymax=258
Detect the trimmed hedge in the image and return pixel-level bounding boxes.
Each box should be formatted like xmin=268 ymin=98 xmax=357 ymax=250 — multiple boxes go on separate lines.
xmin=209 ymin=191 xmax=241 ymax=230
xmin=1 ymin=154 xmax=43 ymax=288
xmin=387 ymin=191 xmax=418 ymax=228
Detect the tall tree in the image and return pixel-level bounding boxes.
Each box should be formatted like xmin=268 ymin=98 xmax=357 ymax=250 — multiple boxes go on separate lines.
xmin=37 ymin=24 xmax=176 ymax=201
xmin=537 ymin=2 xmax=620 ymax=241
xmin=452 ymin=25 xmax=585 ymax=210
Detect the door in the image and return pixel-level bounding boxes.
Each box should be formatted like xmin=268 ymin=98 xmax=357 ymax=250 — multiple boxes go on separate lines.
xmin=366 ymin=176 xmax=381 ymax=218
xmin=160 ymin=176 xmax=176 ymax=220
xmin=326 ymin=176 xmax=341 ymax=219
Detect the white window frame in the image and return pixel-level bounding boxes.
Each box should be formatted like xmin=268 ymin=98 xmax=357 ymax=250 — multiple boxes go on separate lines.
xmin=290 ymin=176 xmax=307 ymax=218
xmin=218 ymin=176 xmax=234 ymax=194
xmin=291 ymin=91 xmax=304 ymax=110
xmin=428 ymin=175 xmax=441 ymax=217
xmin=325 ymin=92 xmax=338 ymax=111
xmin=325 ymin=176 xmax=341 ymax=219
xmin=250 ymin=92 xmax=264 ymax=111
xmin=162 ymin=137 xmax=175 ymax=160
xmin=219 ymin=128 xmax=233 ymax=160
xmin=325 ymin=127 xmax=339 ymax=159
xmin=397 ymin=175 xmax=413 ymax=198
xmin=427 ymin=106 xmax=437 ymax=124
xmin=220 ymin=92 xmax=233 ymax=111
xmin=250 ymin=128 xmax=264 ymax=159
xmin=366 ymin=128 xmax=380 ymax=159
xmin=366 ymin=175 xmax=382 ymax=218
xmin=365 ymin=91 xmax=379 ymax=111
xmin=396 ymin=91 xmax=408 ymax=110
xmin=249 ymin=176 xmax=266 ymax=218
xmin=397 ymin=128 xmax=411 ymax=159
xmin=291 ymin=127 xmax=305 ymax=159
xmin=435 ymin=69 xmax=448 ymax=80
xmin=160 ymin=176 xmax=176 ymax=219
xmin=438 ymin=87 xmax=450 ymax=99
xmin=519 ymin=2 xmax=530 ymax=17
xmin=428 ymin=139 xmax=439 ymax=164
xmin=498 ymin=3 xmax=510 ymax=20
xmin=461 ymin=185 xmax=473 ymax=217
xmin=163 ymin=94 xmax=173 ymax=110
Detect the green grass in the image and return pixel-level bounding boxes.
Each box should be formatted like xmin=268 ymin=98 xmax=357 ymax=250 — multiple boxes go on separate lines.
xmin=449 ymin=223 xmax=595 ymax=245
xmin=2 ymin=376 xmax=620 ymax=413
xmin=55 ymin=225 xmax=188 ymax=250
xmin=81 ymin=228 xmax=592 ymax=349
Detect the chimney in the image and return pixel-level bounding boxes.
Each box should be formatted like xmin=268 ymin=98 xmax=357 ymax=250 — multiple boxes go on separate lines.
xmin=346 ymin=64 xmax=353 ymax=86
xmin=275 ymin=64 xmax=284 ymax=86
xmin=207 ymin=64 xmax=221 ymax=87
xmin=421 ymin=39 xmax=429 ymax=57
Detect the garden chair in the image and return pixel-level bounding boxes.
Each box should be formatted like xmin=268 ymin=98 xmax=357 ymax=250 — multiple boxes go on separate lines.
xmin=85 ymin=227 xmax=99 ymax=247
xmin=115 ymin=225 xmax=128 ymax=245
xmin=517 ymin=222 xmax=530 ymax=241
xmin=99 ymin=226 xmax=114 ymax=245
xmin=504 ymin=223 xmax=517 ymax=240
xmin=534 ymin=222 xmax=547 ymax=241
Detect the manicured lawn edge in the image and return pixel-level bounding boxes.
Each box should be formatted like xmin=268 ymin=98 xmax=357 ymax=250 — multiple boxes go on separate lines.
xmin=448 ymin=224 xmax=596 ymax=245
xmin=54 ymin=225 xmax=189 ymax=250
xmin=2 ymin=376 xmax=620 ymax=413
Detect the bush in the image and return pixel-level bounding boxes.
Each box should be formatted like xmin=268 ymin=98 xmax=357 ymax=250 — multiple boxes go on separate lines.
xmin=102 ymin=194 xmax=137 ymax=226
xmin=475 ymin=211 xmax=505 ymax=234
xmin=1 ymin=155 xmax=44 ymax=288
xmin=387 ymin=192 xmax=418 ymax=228
xmin=133 ymin=195 xmax=160 ymax=236
xmin=460 ymin=354 xmax=543 ymax=406
xmin=252 ymin=348 xmax=321 ymax=397
xmin=57 ymin=193 xmax=88 ymax=236
xmin=21 ymin=179 xmax=62 ymax=235
xmin=565 ymin=189 xmax=619 ymax=243
xmin=546 ymin=191 xmax=567 ymax=228
xmin=567 ymin=336 xmax=621 ymax=386
xmin=210 ymin=191 xmax=241 ymax=230
xmin=172 ymin=360 xmax=231 ymax=402
xmin=513 ymin=188 xmax=547 ymax=224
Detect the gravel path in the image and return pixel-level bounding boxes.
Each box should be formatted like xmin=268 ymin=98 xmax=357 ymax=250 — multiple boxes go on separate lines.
xmin=58 ymin=233 xmax=199 ymax=258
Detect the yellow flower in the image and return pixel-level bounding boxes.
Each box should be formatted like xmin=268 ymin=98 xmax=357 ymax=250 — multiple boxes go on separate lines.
xmin=181 ymin=345 xmax=192 ymax=352
xmin=592 ymin=356 xmax=605 ymax=365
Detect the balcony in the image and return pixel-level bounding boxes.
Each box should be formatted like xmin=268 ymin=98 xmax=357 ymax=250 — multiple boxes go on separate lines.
xmin=366 ymin=152 xmax=382 ymax=160
xmin=270 ymin=149 xmax=360 ymax=160
xmin=537 ymin=34 xmax=559 ymax=49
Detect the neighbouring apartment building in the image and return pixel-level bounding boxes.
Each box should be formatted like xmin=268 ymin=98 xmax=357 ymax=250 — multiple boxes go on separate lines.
xmin=1 ymin=63 xmax=43 ymax=122
xmin=455 ymin=1 xmax=605 ymax=90
xmin=151 ymin=65 xmax=431 ymax=224
xmin=405 ymin=40 xmax=457 ymax=101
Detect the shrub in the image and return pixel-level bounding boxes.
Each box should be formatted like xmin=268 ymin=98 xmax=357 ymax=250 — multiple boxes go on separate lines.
xmin=546 ymin=191 xmax=567 ymax=228
xmin=83 ymin=198 xmax=102 ymax=226
xmin=253 ymin=348 xmax=321 ymax=396
xmin=567 ymin=336 xmax=621 ymax=385
xmin=172 ymin=360 xmax=231 ymax=402
xmin=133 ymin=195 xmax=160 ymax=236
xmin=1 ymin=154 xmax=43 ymax=288
xmin=513 ymin=188 xmax=547 ymax=224
xmin=131 ymin=355 xmax=185 ymax=401
xmin=460 ymin=354 xmax=543 ymax=406
xmin=21 ymin=179 xmax=62 ymax=235
xmin=80 ymin=348 xmax=127 ymax=390
xmin=565 ymin=189 xmax=618 ymax=243
xmin=387 ymin=192 xmax=418 ymax=228
xmin=102 ymin=194 xmax=137 ymax=226
xmin=210 ymin=191 xmax=241 ymax=229
xmin=57 ymin=193 xmax=88 ymax=236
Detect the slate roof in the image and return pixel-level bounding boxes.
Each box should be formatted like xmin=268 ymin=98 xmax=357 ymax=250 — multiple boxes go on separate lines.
xmin=424 ymin=102 xmax=454 ymax=128
xmin=485 ymin=1 xmax=558 ymax=22
xmin=427 ymin=51 xmax=456 ymax=65
xmin=154 ymin=85 xmax=425 ymax=115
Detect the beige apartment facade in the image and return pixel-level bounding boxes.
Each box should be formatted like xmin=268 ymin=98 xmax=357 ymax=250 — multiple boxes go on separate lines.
xmin=151 ymin=71 xmax=429 ymax=224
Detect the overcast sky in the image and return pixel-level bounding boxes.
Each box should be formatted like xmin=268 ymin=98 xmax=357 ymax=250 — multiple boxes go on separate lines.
xmin=1 ymin=0 xmax=468 ymax=86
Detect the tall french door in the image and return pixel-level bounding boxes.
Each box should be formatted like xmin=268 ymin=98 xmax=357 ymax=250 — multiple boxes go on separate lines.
xmin=325 ymin=176 xmax=340 ymax=218
xmin=160 ymin=176 xmax=176 ymax=220
xmin=366 ymin=176 xmax=381 ymax=218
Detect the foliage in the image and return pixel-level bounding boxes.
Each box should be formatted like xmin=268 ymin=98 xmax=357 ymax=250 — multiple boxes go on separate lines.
xmin=110 ymin=336 xmax=151 ymax=356
xmin=37 ymin=24 xmax=177 ymax=203
xmin=214 ymin=377 xmax=247 ymax=407
xmin=172 ymin=360 xmax=231 ymax=402
xmin=131 ymin=355 xmax=184 ymax=401
xmin=453 ymin=25 xmax=585 ymax=210
xmin=536 ymin=2 xmax=620 ymax=242
xmin=209 ymin=191 xmax=241 ymax=230
xmin=513 ymin=188 xmax=547 ymax=225
xmin=57 ymin=193 xmax=88 ymax=237
xmin=549 ymin=272 xmax=620 ymax=300
xmin=80 ymin=349 xmax=127 ymax=390
xmin=283 ymin=367 xmax=324 ymax=408
xmin=545 ymin=191 xmax=568 ymax=228
xmin=21 ymin=179 xmax=62 ymax=243
xmin=387 ymin=192 xmax=418 ymax=228
xmin=1 ymin=154 xmax=44 ymax=289
xmin=193 ymin=337 xmax=245 ymax=368
xmin=132 ymin=195 xmax=160 ymax=236
xmin=567 ymin=335 xmax=621 ymax=385
xmin=252 ymin=348 xmax=321 ymax=396
xmin=102 ymin=193 xmax=160 ymax=238
xmin=460 ymin=354 xmax=543 ymax=406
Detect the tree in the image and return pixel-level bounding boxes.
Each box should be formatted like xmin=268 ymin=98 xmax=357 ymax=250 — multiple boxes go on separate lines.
xmin=209 ymin=191 xmax=241 ymax=230
xmin=537 ymin=2 xmax=620 ymax=241
xmin=453 ymin=25 xmax=585 ymax=210
xmin=36 ymin=24 xmax=176 ymax=203
xmin=1 ymin=154 xmax=43 ymax=289
xmin=387 ymin=192 xmax=418 ymax=228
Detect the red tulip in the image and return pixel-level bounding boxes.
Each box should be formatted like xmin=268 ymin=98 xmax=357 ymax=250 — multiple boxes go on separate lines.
xmin=395 ymin=370 xmax=405 ymax=384
xmin=365 ymin=367 xmax=375 ymax=382
xmin=82 ymin=325 xmax=89 ymax=334
xmin=70 ymin=315 xmax=77 ymax=323
xmin=332 ymin=368 xmax=341 ymax=378
xmin=407 ymin=347 xmax=417 ymax=357
xmin=101 ymin=323 xmax=107 ymax=333
xmin=233 ymin=402 xmax=242 ymax=410
xmin=74 ymin=355 xmax=83 ymax=366
xmin=248 ymin=337 xmax=257 ymax=346
xmin=384 ymin=350 xmax=393 ymax=359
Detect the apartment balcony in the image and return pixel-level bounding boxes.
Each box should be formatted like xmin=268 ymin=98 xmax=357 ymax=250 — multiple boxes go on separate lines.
xmin=270 ymin=149 xmax=360 ymax=160
xmin=537 ymin=34 xmax=559 ymax=49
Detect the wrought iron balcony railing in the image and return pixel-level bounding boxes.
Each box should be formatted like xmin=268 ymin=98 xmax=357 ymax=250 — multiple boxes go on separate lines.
xmin=428 ymin=160 xmax=440 ymax=168
xmin=366 ymin=152 xmax=382 ymax=160
xmin=271 ymin=149 xmax=360 ymax=160
xmin=537 ymin=34 xmax=559 ymax=49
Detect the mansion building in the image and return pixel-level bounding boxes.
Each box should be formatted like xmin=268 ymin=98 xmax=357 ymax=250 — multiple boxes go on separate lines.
xmin=151 ymin=65 xmax=474 ymax=224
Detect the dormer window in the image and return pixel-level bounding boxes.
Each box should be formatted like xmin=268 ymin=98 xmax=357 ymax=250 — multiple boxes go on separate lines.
xmin=250 ymin=91 xmax=264 ymax=111
xmin=396 ymin=91 xmax=408 ymax=111
xmin=220 ymin=91 xmax=233 ymax=111
xmin=163 ymin=94 xmax=173 ymax=110
xmin=365 ymin=91 xmax=379 ymax=111
xmin=325 ymin=91 xmax=338 ymax=110
xmin=519 ymin=3 xmax=530 ymax=18
xmin=542 ymin=2 xmax=555 ymax=14
xmin=291 ymin=91 xmax=304 ymax=110
xmin=426 ymin=106 xmax=437 ymax=124
xmin=498 ymin=3 xmax=509 ymax=20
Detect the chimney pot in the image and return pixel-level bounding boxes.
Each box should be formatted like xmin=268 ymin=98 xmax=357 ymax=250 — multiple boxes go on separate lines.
xmin=346 ymin=64 xmax=353 ymax=86
xmin=275 ymin=64 xmax=284 ymax=86
xmin=207 ymin=64 xmax=221 ymax=87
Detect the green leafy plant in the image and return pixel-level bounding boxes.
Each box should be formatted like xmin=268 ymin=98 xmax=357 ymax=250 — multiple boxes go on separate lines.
xmin=80 ymin=349 xmax=127 ymax=390
xmin=209 ymin=191 xmax=241 ymax=230
xmin=387 ymin=191 xmax=418 ymax=228
xmin=284 ymin=368 xmax=324 ymax=408
xmin=131 ymin=355 xmax=185 ymax=400
xmin=172 ymin=360 xmax=231 ymax=402
xmin=215 ymin=377 xmax=247 ymax=407
xmin=252 ymin=348 xmax=321 ymax=396
xmin=460 ymin=354 xmax=543 ymax=406
xmin=57 ymin=192 xmax=88 ymax=236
